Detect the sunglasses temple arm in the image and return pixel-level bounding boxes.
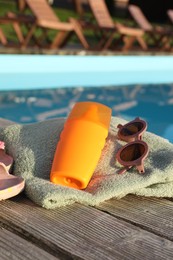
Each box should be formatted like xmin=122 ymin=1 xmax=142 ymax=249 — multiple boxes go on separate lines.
xmin=118 ymin=166 xmax=132 ymax=174
xmin=136 ymin=164 xmax=145 ymax=173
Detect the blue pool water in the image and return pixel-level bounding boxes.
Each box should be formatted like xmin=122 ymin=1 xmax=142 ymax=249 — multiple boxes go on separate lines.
xmin=1 ymin=83 xmax=173 ymax=142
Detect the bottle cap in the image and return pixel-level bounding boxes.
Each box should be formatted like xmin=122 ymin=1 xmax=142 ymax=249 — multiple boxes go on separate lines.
xmin=67 ymin=102 xmax=111 ymax=129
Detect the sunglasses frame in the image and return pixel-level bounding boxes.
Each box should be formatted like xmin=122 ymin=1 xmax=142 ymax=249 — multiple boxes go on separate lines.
xmin=116 ymin=140 xmax=149 ymax=174
xmin=116 ymin=117 xmax=149 ymax=174
xmin=117 ymin=117 xmax=147 ymax=142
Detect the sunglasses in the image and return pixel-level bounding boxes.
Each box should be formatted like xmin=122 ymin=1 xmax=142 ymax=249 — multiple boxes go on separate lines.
xmin=115 ymin=117 xmax=149 ymax=174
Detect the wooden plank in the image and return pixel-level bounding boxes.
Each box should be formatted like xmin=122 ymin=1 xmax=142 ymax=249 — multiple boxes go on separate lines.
xmin=17 ymin=0 xmax=26 ymax=11
xmin=1 ymin=196 xmax=173 ymax=259
xmin=0 ymin=228 xmax=58 ymax=260
xmin=97 ymin=195 xmax=173 ymax=240
xmin=74 ymin=0 xmax=84 ymax=15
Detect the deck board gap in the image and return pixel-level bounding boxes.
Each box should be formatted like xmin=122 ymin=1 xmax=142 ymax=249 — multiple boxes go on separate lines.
xmin=0 ymin=219 xmax=75 ymax=260
xmin=95 ymin=207 xmax=173 ymax=241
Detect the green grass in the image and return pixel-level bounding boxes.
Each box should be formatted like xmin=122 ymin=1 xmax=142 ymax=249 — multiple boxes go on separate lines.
xmin=0 ymin=1 xmax=16 ymax=15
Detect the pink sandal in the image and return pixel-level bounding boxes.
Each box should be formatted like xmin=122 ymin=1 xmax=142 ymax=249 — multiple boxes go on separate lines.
xmin=0 ymin=141 xmax=25 ymax=201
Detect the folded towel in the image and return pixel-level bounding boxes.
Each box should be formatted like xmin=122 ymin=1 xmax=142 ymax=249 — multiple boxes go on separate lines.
xmin=135 ymin=182 xmax=173 ymax=197
xmin=0 ymin=117 xmax=173 ymax=209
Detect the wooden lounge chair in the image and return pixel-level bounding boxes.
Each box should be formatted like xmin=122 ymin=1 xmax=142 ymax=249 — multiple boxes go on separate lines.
xmin=0 ymin=0 xmax=89 ymax=50
xmin=0 ymin=14 xmax=33 ymax=47
xmin=167 ymin=9 xmax=173 ymax=20
xmin=167 ymin=9 xmax=173 ymax=26
xmin=79 ymin=0 xmax=147 ymax=51
xmin=167 ymin=10 xmax=173 ymax=50
xmin=128 ymin=4 xmax=172 ymax=50
xmin=22 ymin=0 xmax=90 ymax=49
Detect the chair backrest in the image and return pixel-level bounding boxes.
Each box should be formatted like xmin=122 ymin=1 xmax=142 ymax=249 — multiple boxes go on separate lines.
xmin=25 ymin=0 xmax=59 ymax=25
xmin=88 ymin=0 xmax=115 ymax=29
xmin=167 ymin=9 xmax=173 ymax=23
xmin=128 ymin=4 xmax=152 ymax=31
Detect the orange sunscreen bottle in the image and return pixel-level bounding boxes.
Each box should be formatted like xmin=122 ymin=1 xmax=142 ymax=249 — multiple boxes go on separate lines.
xmin=50 ymin=101 xmax=112 ymax=189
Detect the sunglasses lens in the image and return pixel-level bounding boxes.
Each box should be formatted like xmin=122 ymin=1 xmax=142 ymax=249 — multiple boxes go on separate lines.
xmin=120 ymin=143 xmax=145 ymax=162
xmin=121 ymin=122 xmax=144 ymax=136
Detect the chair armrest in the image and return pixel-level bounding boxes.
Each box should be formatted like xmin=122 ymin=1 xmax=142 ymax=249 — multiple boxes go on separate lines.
xmin=0 ymin=12 xmax=35 ymax=24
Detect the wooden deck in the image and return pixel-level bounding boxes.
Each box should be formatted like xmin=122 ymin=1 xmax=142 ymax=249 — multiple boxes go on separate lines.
xmin=1 ymin=193 xmax=173 ymax=259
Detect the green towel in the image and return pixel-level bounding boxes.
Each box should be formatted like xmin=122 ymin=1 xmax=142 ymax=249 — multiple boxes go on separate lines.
xmin=0 ymin=117 xmax=173 ymax=209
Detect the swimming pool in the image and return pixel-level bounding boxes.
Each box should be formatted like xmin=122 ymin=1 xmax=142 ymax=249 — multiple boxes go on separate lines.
xmin=1 ymin=55 xmax=173 ymax=142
